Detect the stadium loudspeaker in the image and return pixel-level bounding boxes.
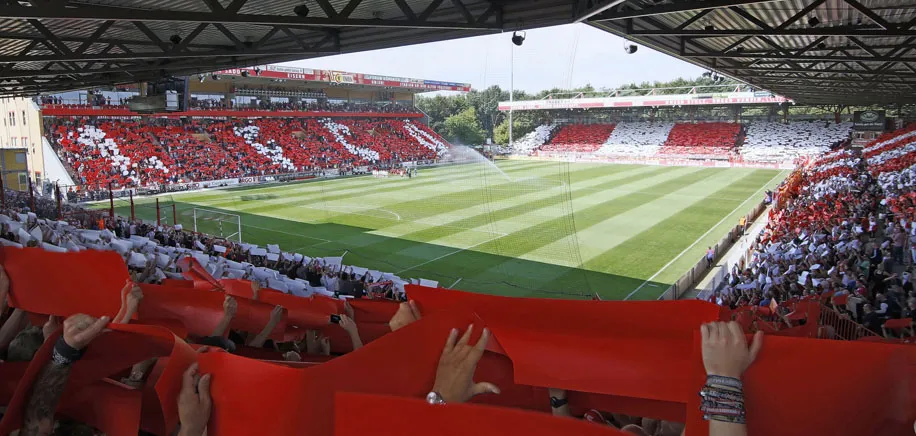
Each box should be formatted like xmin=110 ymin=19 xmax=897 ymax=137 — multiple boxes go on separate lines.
xmin=623 ymin=42 xmax=637 ymax=54
xmin=294 ymin=4 xmax=309 ymax=16
xmin=511 ymin=31 xmax=525 ymax=46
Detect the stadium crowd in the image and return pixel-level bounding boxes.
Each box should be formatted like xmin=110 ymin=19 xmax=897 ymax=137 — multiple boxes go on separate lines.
xmin=713 ymin=125 xmax=916 ymax=340
xmin=0 ymin=182 xmax=777 ymax=436
xmin=524 ymin=120 xmax=854 ymax=162
xmin=740 ymin=121 xmax=853 ymax=162
xmin=46 ymin=117 xmax=447 ymax=190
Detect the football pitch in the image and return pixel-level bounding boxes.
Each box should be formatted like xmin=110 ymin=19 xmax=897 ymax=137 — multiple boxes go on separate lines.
xmin=116 ymin=160 xmax=787 ymax=300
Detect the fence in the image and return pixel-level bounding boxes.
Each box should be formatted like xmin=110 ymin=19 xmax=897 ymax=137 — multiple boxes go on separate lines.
xmin=657 ymin=200 xmax=767 ymax=300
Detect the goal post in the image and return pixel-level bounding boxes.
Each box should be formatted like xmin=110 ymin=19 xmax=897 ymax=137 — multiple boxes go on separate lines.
xmin=192 ymin=208 xmax=243 ymax=243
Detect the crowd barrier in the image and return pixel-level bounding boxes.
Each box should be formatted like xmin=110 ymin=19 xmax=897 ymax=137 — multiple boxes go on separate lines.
xmin=657 ymin=200 xmax=768 ymax=300
xmin=516 ymin=154 xmax=798 ymax=169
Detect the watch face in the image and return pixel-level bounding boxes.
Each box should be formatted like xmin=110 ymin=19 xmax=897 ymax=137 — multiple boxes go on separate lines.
xmin=426 ymin=392 xmax=443 ymax=404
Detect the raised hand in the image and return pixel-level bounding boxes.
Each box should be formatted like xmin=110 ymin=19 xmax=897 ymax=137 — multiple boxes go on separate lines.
xmin=42 ymin=315 xmax=61 ymax=341
xmin=0 ymin=265 xmax=9 ymax=306
xmin=432 ymin=324 xmax=499 ymax=403
xmin=127 ymin=285 xmax=144 ymax=310
xmin=700 ymin=321 xmax=764 ymax=379
xmin=269 ymin=305 xmax=284 ymax=323
xmin=223 ymin=295 xmax=237 ymax=318
xmin=338 ymin=314 xmax=358 ymax=336
xmin=62 ymin=313 xmax=110 ymax=350
xmin=177 ymin=363 xmax=212 ymax=436
xmin=344 ymin=300 xmax=355 ymax=320
xmin=389 ymin=300 xmax=421 ymax=332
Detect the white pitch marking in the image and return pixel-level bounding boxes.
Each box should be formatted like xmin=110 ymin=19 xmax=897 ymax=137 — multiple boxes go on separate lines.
xmin=242 ymin=223 xmax=332 ymax=243
xmin=623 ymin=170 xmax=786 ymax=300
xmin=395 ymin=233 xmax=506 ymax=275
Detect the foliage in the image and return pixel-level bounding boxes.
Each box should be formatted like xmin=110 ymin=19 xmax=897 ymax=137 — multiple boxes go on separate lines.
xmin=443 ymin=107 xmax=486 ymax=145
xmin=493 ymin=114 xmax=537 ymax=145
xmin=416 ymin=75 xmax=748 ymax=139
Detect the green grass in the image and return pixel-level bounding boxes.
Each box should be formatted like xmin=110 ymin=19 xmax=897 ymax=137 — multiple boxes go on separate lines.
xmin=108 ymin=160 xmax=786 ymax=300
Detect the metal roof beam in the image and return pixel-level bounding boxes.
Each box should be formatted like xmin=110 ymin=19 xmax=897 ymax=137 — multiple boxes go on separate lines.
xmin=574 ymin=0 xmax=626 ymax=23
xmin=0 ymin=46 xmax=336 ymax=63
xmin=775 ymin=0 xmax=826 ymax=30
xmin=684 ymin=52 xmax=916 ymax=62
xmin=0 ymin=4 xmax=503 ymax=30
xmin=0 ymin=30 xmax=230 ymax=50
xmin=733 ymin=66 xmax=916 ymax=77
xmin=842 ymin=0 xmax=891 ymax=30
xmin=590 ymin=0 xmax=779 ymax=21
xmin=630 ymin=27 xmax=916 ymax=37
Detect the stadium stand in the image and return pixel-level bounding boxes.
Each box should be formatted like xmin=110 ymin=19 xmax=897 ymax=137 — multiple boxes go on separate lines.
xmin=511 ymin=124 xmax=555 ymax=154
xmin=0 ymin=178 xmax=910 ymax=435
xmin=46 ymin=117 xmax=449 ymax=189
xmin=740 ymin=121 xmax=853 ymax=162
xmin=712 ymin=124 xmax=916 ymax=343
xmin=595 ymin=122 xmax=675 ymax=157
xmin=658 ymin=122 xmax=740 ymax=157
xmin=539 ymin=123 xmax=616 ymax=153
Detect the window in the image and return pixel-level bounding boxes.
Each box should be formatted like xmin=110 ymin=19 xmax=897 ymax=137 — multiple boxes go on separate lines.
xmin=21 ymin=111 xmax=26 ymax=125
xmin=10 ymin=137 xmax=16 ymax=148
xmin=15 ymin=152 xmax=26 ymax=164
xmin=9 ymin=111 xmax=14 ymax=127
xmin=22 ymin=137 xmax=28 ymax=152
xmin=18 ymin=173 xmax=27 ymax=187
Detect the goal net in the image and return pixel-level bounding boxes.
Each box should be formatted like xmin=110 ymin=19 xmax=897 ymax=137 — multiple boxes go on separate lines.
xmin=192 ymin=208 xmax=243 ymax=243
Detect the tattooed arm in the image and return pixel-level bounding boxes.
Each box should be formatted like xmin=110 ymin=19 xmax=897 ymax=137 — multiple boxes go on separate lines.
xmin=20 ymin=314 xmax=110 ymax=436
xmin=21 ymin=361 xmax=72 ymax=436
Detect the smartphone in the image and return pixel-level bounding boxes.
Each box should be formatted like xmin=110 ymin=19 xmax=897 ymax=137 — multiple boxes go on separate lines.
xmin=329 ymin=314 xmax=341 ymax=324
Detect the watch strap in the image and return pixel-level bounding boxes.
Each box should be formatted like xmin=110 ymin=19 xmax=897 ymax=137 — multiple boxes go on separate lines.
xmin=550 ymin=396 xmax=568 ymax=408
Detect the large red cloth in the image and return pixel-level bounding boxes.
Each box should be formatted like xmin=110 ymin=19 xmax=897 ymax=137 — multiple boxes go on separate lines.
xmin=2 ymin=247 xmax=129 ymax=317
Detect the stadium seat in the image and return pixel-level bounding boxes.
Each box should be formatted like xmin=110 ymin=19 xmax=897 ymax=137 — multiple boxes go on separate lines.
xmin=658 ymin=122 xmax=739 ymax=157
xmin=539 ymin=124 xmax=616 ymax=153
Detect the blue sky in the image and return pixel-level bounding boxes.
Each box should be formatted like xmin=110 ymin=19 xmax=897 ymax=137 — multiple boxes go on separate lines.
xmin=281 ymin=23 xmax=705 ymax=94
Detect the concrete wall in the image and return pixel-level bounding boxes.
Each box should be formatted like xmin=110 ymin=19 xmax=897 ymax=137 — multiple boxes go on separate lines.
xmin=0 ymin=98 xmax=43 ymax=184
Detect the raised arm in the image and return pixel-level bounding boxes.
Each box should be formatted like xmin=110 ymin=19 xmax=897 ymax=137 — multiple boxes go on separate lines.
xmin=246 ymin=305 xmax=284 ymax=348
xmin=211 ymin=296 xmax=237 ymax=337
xmin=21 ymin=314 xmax=109 ymax=436
xmin=0 ymin=265 xmax=9 ymax=320
xmin=338 ymin=314 xmax=363 ymax=350
xmin=700 ymin=321 xmax=764 ymax=436
xmin=116 ymin=284 xmax=144 ymax=325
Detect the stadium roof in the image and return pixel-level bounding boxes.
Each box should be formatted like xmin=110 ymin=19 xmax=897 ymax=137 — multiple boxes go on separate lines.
xmin=0 ymin=0 xmax=913 ymax=106
xmin=586 ymin=0 xmax=916 ymax=106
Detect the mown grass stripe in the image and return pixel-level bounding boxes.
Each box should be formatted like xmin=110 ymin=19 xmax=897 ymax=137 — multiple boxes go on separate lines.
xmin=541 ymin=169 xmax=777 ymax=298
xmin=397 ymin=168 xmax=723 ymax=279
xmin=197 ymin=160 xmax=571 ymax=216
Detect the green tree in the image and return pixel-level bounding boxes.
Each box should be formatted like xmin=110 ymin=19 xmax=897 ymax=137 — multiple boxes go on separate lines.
xmin=443 ymin=107 xmax=486 ymax=145
xmin=416 ymin=94 xmax=468 ymax=133
xmin=493 ymin=114 xmax=538 ymax=145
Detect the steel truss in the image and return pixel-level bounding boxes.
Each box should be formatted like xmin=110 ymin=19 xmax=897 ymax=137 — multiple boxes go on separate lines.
xmin=586 ymin=0 xmax=916 ymax=104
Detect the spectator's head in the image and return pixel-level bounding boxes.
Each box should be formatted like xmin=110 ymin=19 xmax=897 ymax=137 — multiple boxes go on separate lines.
xmin=7 ymin=325 xmax=44 ymax=362
xmin=864 ymin=303 xmax=874 ymax=314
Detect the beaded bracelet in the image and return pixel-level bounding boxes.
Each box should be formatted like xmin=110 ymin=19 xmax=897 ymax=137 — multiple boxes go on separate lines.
xmin=699 ymin=376 xmax=746 ymax=425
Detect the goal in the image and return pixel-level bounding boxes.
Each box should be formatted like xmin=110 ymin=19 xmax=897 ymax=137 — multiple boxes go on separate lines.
xmin=192 ymin=208 xmax=243 ymax=243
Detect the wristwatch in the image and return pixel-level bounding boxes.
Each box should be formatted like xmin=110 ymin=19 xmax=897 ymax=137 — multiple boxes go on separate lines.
xmin=550 ymin=396 xmax=568 ymax=408
xmin=426 ymin=391 xmax=446 ymax=405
